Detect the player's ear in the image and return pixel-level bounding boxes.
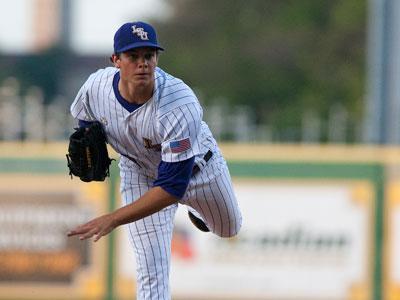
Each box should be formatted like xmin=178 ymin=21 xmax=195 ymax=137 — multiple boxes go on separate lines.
xmin=111 ymin=54 xmax=121 ymax=68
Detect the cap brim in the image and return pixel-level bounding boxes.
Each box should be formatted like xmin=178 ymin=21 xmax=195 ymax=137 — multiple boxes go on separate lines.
xmin=117 ymin=42 xmax=164 ymax=53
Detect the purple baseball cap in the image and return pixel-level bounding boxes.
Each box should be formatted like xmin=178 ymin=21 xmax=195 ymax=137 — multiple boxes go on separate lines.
xmin=113 ymin=21 xmax=164 ymax=54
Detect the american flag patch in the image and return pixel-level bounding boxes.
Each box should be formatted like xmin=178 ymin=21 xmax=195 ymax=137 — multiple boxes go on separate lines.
xmin=170 ymin=138 xmax=191 ymax=153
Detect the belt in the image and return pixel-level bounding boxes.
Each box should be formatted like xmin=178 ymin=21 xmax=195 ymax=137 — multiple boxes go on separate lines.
xmin=192 ymin=150 xmax=213 ymax=176
xmin=121 ymin=154 xmax=142 ymax=168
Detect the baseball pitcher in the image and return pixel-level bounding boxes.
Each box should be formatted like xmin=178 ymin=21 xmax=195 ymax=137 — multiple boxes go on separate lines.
xmin=67 ymin=21 xmax=242 ymax=300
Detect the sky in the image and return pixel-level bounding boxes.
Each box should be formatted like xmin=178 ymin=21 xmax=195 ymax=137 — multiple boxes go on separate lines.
xmin=0 ymin=0 xmax=171 ymax=54
xmin=0 ymin=0 xmax=33 ymax=53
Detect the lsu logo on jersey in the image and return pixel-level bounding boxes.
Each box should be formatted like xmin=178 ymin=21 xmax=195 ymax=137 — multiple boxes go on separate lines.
xmin=132 ymin=25 xmax=149 ymax=40
xmin=143 ymin=138 xmax=161 ymax=151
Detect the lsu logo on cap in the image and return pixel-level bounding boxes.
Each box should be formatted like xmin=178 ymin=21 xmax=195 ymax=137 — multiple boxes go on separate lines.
xmin=132 ymin=25 xmax=149 ymax=40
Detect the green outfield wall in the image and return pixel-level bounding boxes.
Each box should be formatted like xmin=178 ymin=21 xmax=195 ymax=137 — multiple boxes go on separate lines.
xmin=0 ymin=142 xmax=398 ymax=300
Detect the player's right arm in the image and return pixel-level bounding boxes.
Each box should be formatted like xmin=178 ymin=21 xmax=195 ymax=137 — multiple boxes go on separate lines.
xmin=68 ymin=186 xmax=178 ymax=241
xmin=68 ymin=102 xmax=201 ymax=241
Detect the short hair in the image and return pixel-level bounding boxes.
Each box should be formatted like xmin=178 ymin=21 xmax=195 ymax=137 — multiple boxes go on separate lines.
xmin=109 ymin=49 xmax=160 ymax=64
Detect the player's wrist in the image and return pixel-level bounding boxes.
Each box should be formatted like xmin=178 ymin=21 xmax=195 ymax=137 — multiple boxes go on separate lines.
xmin=109 ymin=211 xmax=122 ymax=228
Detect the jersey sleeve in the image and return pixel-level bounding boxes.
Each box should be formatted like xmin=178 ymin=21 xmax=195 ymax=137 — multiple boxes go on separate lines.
xmin=158 ymin=102 xmax=203 ymax=163
xmin=70 ymin=73 xmax=97 ymax=122
xmin=153 ymin=157 xmax=195 ymax=199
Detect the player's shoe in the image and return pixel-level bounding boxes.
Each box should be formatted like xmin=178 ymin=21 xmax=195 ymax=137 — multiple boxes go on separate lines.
xmin=188 ymin=211 xmax=210 ymax=232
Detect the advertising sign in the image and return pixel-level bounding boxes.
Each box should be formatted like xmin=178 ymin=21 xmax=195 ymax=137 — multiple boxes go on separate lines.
xmin=385 ymin=182 xmax=400 ymax=300
xmin=168 ymin=180 xmax=373 ymax=300
xmin=0 ymin=175 xmax=107 ymax=300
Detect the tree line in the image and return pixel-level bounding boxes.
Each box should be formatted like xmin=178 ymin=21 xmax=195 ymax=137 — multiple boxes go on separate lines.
xmin=154 ymin=0 xmax=366 ymax=142
xmin=0 ymin=0 xmax=366 ymax=142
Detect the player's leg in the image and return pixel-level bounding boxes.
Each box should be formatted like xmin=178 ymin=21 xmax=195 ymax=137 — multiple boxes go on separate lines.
xmin=185 ymin=162 xmax=242 ymax=238
xmin=120 ymin=171 xmax=177 ymax=300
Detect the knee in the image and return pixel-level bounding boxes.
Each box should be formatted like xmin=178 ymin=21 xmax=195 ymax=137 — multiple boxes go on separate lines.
xmin=218 ymin=217 xmax=242 ymax=238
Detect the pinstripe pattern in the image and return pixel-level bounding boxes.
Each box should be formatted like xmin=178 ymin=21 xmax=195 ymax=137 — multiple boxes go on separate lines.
xmin=120 ymin=171 xmax=177 ymax=300
xmin=183 ymin=151 xmax=242 ymax=237
xmin=70 ymin=66 xmax=242 ymax=300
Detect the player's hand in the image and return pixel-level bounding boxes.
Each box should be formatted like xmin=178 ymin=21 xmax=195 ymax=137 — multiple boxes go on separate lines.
xmin=67 ymin=213 xmax=117 ymax=242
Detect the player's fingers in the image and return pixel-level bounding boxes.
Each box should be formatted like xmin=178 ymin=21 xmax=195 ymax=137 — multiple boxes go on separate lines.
xmin=67 ymin=228 xmax=85 ymax=236
xmin=67 ymin=223 xmax=93 ymax=236
xmin=93 ymin=225 xmax=112 ymax=242
xmin=93 ymin=233 xmax=103 ymax=242
xmin=79 ymin=227 xmax=99 ymax=240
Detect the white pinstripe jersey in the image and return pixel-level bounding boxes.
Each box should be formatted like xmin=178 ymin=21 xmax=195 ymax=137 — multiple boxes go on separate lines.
xmin=70 ymin=67 xmax=220 ymax=180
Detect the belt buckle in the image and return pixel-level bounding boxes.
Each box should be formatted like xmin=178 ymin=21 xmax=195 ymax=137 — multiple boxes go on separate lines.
xmin=192 ymin=150 xmax=212 ymax=176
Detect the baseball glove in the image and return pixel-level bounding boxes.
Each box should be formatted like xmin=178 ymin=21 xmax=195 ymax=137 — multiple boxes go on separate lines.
xmin=66 ymin=121 xmax=114 ymax=182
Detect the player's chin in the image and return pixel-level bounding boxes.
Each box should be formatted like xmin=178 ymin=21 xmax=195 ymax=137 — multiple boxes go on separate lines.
xmin=134 ymin=74 xmax=150 ymax=81
xmin=133 ymin=77 xmax=151 ymax=86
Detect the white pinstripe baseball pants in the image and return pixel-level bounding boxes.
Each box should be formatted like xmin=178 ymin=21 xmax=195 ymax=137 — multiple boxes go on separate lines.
xmin=120 ymin=161 xmax=242 ymax=300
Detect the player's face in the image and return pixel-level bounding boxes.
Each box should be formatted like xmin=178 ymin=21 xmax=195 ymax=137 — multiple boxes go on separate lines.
xmin=113 ymin=47 xmax=158 ymax=87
